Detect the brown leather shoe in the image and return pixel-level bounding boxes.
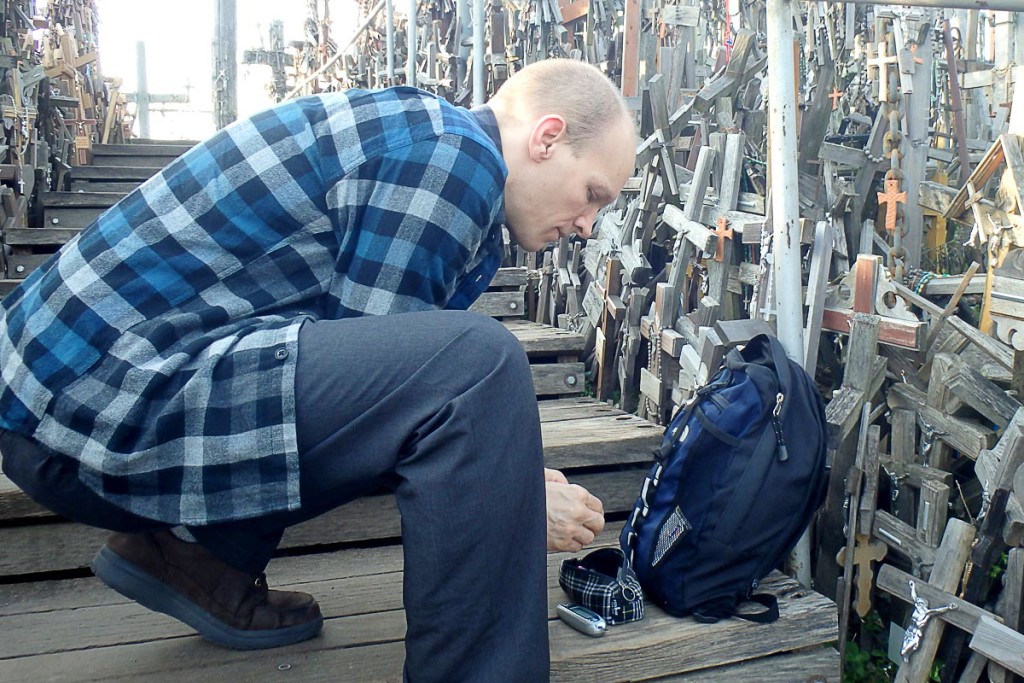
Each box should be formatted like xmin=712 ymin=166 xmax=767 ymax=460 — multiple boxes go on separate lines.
xmin=92 ymin=530 xmax=323 ymax=649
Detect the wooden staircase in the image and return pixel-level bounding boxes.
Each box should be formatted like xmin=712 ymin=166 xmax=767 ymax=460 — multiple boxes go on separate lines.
xmin=0 ymin=141 xmax=190 ymax=298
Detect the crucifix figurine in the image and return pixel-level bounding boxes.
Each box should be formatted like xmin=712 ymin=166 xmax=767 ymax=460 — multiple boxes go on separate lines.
xmin=900 ymin=580 xmax=957 ymax=661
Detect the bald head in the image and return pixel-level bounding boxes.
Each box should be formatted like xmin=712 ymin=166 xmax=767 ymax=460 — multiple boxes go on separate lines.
xmin=489 ymin=59 xmax=632 ymax=154
xmin=487 ymin=60 xmax=636 ymax=252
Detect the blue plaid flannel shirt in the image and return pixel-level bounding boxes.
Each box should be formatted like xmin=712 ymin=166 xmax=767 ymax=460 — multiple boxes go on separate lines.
xmin=0 ymin=88 xmax=507 ymax=525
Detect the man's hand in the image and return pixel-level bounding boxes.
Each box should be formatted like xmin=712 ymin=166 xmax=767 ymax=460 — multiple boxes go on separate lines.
xmin=544 ymin=468 xmax=605 ymax=553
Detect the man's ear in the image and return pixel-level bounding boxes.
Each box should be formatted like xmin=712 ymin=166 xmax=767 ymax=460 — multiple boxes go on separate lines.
xmin=528 ymin=115 xmax=568 ymax=162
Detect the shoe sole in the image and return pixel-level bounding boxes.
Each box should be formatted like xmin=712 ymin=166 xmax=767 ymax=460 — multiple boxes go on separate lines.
xmin=92 ymin=545 xmax=324 ymax=650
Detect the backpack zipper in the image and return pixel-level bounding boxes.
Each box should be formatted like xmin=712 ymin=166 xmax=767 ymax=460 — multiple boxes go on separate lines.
xmin=771 ymin=392 xmax=789 ymax=462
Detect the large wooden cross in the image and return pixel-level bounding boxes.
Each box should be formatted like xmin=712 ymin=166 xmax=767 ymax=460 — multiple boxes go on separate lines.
xmin=822 ymin=254 xmax=924 ymax=350
xmin=867 ymin=40 xmax=900 ymax=103
xmin=877 ymin=178 xmax=907 ymax=232
xmin=639 ymin=282 xmax=685 ymax=424
xmin=592 ymin=256 xmax=625 ymax=400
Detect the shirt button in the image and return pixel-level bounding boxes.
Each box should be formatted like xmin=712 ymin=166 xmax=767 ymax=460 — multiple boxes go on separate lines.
xmin=274 ymin=347 xmax=289 ymax=360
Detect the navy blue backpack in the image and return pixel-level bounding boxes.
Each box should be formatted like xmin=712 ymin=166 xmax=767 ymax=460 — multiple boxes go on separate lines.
xmin=619 ymin=334 xmax=828 ymax=623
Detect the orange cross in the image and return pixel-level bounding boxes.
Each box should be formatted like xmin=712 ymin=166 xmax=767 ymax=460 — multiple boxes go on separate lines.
xmin=909 ymin=43 xmax=924 ymax=66
xmin=877 ymin=179 xmax=907 ymax=232
xmin=714 ymin=217 xmax=734 ymax=262
xmin=829 ymin=86 xmax=844 ymax=111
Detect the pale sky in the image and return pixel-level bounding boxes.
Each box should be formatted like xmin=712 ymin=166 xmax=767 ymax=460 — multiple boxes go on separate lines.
xmin=92 ymin=0 xmax=357 ymax=140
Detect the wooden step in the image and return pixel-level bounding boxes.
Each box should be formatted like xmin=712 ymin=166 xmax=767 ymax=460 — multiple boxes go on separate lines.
xmin=68 ymin=165 xmax=164 ymax=181
xmin=39 ymin=192 xmax=128 ymax=207
xmin=69 ymin=181 xmax=143 ymax=193
xmin=38 ymin=192 xmax=125 ymax=231
xmin=90 ymin=156 xmax=175 ymax=169
xmin=129 ymin=139 xmax=200 ymax=146
xmin=0 ymin=278 xmax=26 ymax=295
xmin=0 ymin=398 xmax=659 ymax=577
xmin=92 ymin=143 xmax=194 ymax=157
xmin=0 ymin=531 xmax=838 ymax=681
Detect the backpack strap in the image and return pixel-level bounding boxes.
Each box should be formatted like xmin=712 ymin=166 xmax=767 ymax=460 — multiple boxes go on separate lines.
xmin=734 ymin=593 xmax=780 ymax=623
xmin=757 ymin=335 xmax=796 ymax=403
xmin=692 ymin=593 xmax=780 ymax=624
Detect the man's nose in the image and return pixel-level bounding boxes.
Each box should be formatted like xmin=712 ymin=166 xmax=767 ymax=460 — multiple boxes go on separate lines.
xmin=574 ymin=210 xmax=597 ymax=238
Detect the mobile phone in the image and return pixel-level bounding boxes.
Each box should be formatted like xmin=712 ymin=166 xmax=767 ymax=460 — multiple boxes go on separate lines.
xmin=556 ymin=603 xmax=607 ymax=637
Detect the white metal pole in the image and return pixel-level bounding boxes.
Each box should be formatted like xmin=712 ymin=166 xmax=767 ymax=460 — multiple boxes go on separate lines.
xmin=386 ymin=0 xmax=395 ymax=83
xmin=472 ymin=0 xmax=485 ymax=105
xmin=406 ymin=0 xmax=417 ymax=86
xmin=766 ymin=0 xmax=804 ymax=365
xmin=767 ymin=0 xmax=811 ymax=588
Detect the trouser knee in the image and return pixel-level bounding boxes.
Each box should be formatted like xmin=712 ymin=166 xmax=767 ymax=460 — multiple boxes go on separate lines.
xmin=447 ymin=311 xmax=532 ymax=394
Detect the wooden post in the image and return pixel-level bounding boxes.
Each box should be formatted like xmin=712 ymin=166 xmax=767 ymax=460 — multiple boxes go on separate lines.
xmin=135 ymin=41 xmax=149 ymax=138
xmin=620 ymin=0 xmax=641 ymax=97
xmin=214 ymin=0 xmax=237 ymax=130
xmin=902 ymin=16 xmax=932 ymax=270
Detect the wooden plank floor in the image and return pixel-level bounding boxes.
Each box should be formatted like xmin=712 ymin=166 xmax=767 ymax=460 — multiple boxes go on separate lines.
xmin=0 ymin=532 xmax=838 ymax=682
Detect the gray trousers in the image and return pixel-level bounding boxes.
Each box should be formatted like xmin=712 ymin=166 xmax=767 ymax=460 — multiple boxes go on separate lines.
xmin=2 ymin=310 xmax=550 ymax=682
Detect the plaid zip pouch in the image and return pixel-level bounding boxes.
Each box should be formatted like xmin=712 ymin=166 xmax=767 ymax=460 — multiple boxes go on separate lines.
xmin=558 ymin=547 xmax=644 ymax=625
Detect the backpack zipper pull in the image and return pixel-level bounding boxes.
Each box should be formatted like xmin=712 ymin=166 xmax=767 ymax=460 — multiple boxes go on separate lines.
xmin=772 ymin=392 xmax=789 ymax=462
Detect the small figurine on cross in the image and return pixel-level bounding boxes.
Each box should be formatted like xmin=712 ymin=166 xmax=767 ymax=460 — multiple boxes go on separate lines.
xmin=900 ymin=580 xmax=957 ymax=661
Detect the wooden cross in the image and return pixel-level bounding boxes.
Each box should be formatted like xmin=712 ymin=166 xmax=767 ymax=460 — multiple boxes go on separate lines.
xmin=822 ymin=254 xmax=925 ymax=349
xmin=877 ymin=178 xmax=907 ymax=232
xmin=639 ymin=282 xmax=685 ymax=425
xmin=867 ymin=40 xmax=900 ymax=102
xmin=713 ymin=217 xmax=734 ymax=263
xmin=836 ymin=533 xmax=888 ymax=618
xmin=593 ymin=257 xmax=625 ymax=400
xmin=828 ymin=85 xmax=844 ymax=111
xmin=909 ymin=43 xmax=924 ymax=66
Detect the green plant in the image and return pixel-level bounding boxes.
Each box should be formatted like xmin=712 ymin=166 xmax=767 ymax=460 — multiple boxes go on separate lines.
xmin=861 ymin=610 xmax=885 ymax=635
xmin=844 ymin=641 xmax=896 ymax=683
xmin=990 ymin=552 xmax=1009 ymax=580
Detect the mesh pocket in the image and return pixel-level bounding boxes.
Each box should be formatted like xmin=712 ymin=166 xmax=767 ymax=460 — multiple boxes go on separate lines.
xmin=653 ymin=506 xmax=691 ymax=567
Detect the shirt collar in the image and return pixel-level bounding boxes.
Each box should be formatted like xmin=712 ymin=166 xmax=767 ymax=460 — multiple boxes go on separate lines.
xmin=470 ymin=105 xmax=503 ymax=156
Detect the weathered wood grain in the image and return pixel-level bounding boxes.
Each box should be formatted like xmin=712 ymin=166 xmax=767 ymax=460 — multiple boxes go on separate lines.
xmin=0 ymin=567 xmax=836 ymax=683
xmin=530 ymin=362 xmax=586 ymax=396
xmin=92 ymin=144 xmax=193 ymax=157
xmin=38 ymin=191 xmax=126 ymax=207
xmin=504 ymin=319 xmax=586 ymax=355
xmin=970 ymin=616 xmax=1024 ymax=676
xmin=69 ymin=165 xmax=164 ymax=181
xmin=656 ymin=647 xmax=840 ymax=682
xmin=4 ymin=227 xmax=81 ymax=246
xmin=42 ymin=206 xmax=107 ymax=230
